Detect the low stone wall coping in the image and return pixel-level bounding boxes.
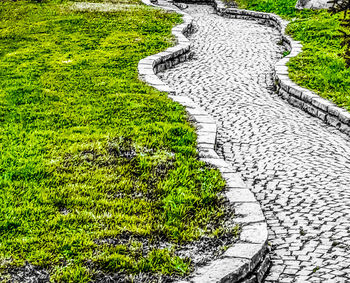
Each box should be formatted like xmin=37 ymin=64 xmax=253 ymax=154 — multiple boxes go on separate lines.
xmin=214 ymin=0 xmax=350 ymax=136
xmin=138 ymin=0 xmax=270 ymax=282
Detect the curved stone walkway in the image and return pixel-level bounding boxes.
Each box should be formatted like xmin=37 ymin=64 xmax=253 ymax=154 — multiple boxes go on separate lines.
xmin=159 ymin=4 xmax=350 ymax=282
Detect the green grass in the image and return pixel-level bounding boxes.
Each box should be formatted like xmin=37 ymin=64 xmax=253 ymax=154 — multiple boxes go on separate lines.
xmin=233 ymin=0 xmax=350 ymax=111
xmin=0 ymin=0 xmax=229 ymax=281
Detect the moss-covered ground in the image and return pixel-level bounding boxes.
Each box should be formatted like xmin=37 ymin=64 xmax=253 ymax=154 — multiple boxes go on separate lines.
xmin=0 ymin=0 xmax=233 ymax=281
xmin=233 ymin=0 xmax=350 ymax=111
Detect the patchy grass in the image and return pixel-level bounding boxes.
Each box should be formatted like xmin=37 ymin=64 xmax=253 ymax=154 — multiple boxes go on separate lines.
xmin=233 ymin=0 xmax=350 ymax=111
xmin=0 ymin=0 xmax=232 ymax=281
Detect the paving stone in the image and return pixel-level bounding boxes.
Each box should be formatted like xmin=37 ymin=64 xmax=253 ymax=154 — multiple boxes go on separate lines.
xmin=159 ymin=4 xmax=350 ymax=282
xmin=240 ymin=222 xmax=268 ymax=244
xmin=197 ymin=131 xmax=216 ymax=144
xmin=191 ymin=257 xmax=250 ymax=283
xmin=144 ymin=74 xmax=164 ymax=85
xmin=225 ymin=188 xmax=256 ymax=203
xmin=235 ymin=203 xmax=266 ymax=224
xmin=186 ymin=106 xmax=211 ymax=116
xmin=191 ymin=114 xmax=216 ymax=124
xmin=152 ymin=84 xmax=175 ymax=93
xmin=225 ymin=243 xmax=265 ymax=265
xmin=222 ymin=172 xmax=247 ymax=188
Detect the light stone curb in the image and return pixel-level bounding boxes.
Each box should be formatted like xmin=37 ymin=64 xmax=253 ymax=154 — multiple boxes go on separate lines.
xmin=138 ymin=0 xmax=270 ymax=282
xmin=213 ymin=0 xmax=350 ymax=136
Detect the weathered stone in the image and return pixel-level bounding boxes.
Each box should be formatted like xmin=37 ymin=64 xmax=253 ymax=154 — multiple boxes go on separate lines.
xmin=288 ymin=96 xmax=303 ymax=108
xmin=197 ymin=131 xmax=216 ymax=144
xmin=223 ymin=172 xmax=247 ymax=188
xmin=157 ymin=51 xmax=173 ymax=62
xmin=202 ymin=158 xmax=231 ymax=169
xmin=240 ymin=223 xmax=268 ymax=244
xmin=191 ymin=257 xmax=250 ymax=283
xmin=151 ymin=84 xmax=175 ymax=93
xmin=327 ymin=105 xmax=341 ymax=118
xmin=186 ymin=107 xmax=209 ymax=116
xmin=165 ymin=60 xmax=173 ymax=69
xmin=288 ymin=85 xmax=303 ymax=98
xmin=338 ymin=109 xmax=350 ymax=125
xmin=235 ymin=203 xmax=265 ymax=224
xmin=225 ymin=243 xmax=264 ymax=259
xmin=302 ymin=102 xmax=318 ymax=117
xmin=168 ymin=95 xmax=197 ymax=108
xmin=256 ymin=255 xmax=271 ymax=283
xmin=311 ymin=97 xmax=330 ymax=111
xmin=155 ymin=63 xmax=166 ymax=72
xmin=144 ymin=74 xmax=163 ymax=85
xmin=196 ymin=122 xmax=217 ymax=132
xmin=300 ymin=89 xmax=319 ymax=103
xmin=165 ymin=45 xmax=186 ymax=57
xmin=295 ymin=0 xmax=332 ymax=9
xmin=197 ymin=142 xmax=215 ymax=150
xmin=316 ymin=109 xmax=327 ymax=121
xmin=138 ymin=58 xmax=156 ymax=67
xmin=138 ymin=66 xmax=154 ymax=75
xmin=339 ymin=123 xmax=350 ymax=135
xmin=226 ymin=188 xmax=256 ymax=203
xmin=225 ymin=243 xmax=267 ymax=272
xmin=275 ymin=65 xmax=289 ymax=75
xmin=191 ymin=114 xmax=216 ymax=124
xmin=326 ymin=115 xmax=341 ymax=128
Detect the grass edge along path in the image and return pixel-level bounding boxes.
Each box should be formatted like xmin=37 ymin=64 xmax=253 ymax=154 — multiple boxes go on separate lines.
xmin=231 ymin=0 xmax=350 ymax=111
xmin=0 ymin=1 xmax=234 ymax=282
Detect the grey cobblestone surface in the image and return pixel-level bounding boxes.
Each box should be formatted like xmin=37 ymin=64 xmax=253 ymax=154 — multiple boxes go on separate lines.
xmin=159 ymin=4 xmax=350 ymax=282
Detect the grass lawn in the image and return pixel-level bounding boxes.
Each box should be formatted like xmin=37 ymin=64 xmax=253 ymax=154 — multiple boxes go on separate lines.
xmin=233 ymin=0 xmax=350 ymax=111
xmin=0 ymin=0 xmax=234 ymax=281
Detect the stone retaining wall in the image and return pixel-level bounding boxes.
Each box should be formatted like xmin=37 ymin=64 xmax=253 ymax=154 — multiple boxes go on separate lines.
xmin=170 ymin=0 xmax=350 ymax=136
xmin=139 ymin=0 xmax=350 ymax=281
xmin=138 ymin=1 xmax=270 ymax=282
xmin=213 ymin=0 xmax=350 ymax=136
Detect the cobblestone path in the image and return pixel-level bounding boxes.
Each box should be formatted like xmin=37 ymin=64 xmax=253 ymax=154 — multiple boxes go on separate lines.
xmin=159 ymin=4 xmax=350 ymax=282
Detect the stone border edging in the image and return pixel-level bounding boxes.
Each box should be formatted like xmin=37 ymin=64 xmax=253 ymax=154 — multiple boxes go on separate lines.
xmin=213 ymin=0 xmax=350 ymax=136
xmin=138 ymin=1 xmax=270 ymax=282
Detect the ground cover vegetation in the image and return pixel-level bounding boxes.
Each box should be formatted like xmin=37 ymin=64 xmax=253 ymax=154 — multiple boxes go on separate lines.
xmin=0 ymin=0 xmax=235 ymax=281
xmin=232 ymin=0 xmax=350 ymax=111
xmin=329 ymin=0 xmax=350 ymax=67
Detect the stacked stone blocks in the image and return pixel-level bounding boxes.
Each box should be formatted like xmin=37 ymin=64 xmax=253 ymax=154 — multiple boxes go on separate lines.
xmin=138 ymin=0 xmax=271 ymax=282
xmin=213 ymin=0 xmax=350 ymax=136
